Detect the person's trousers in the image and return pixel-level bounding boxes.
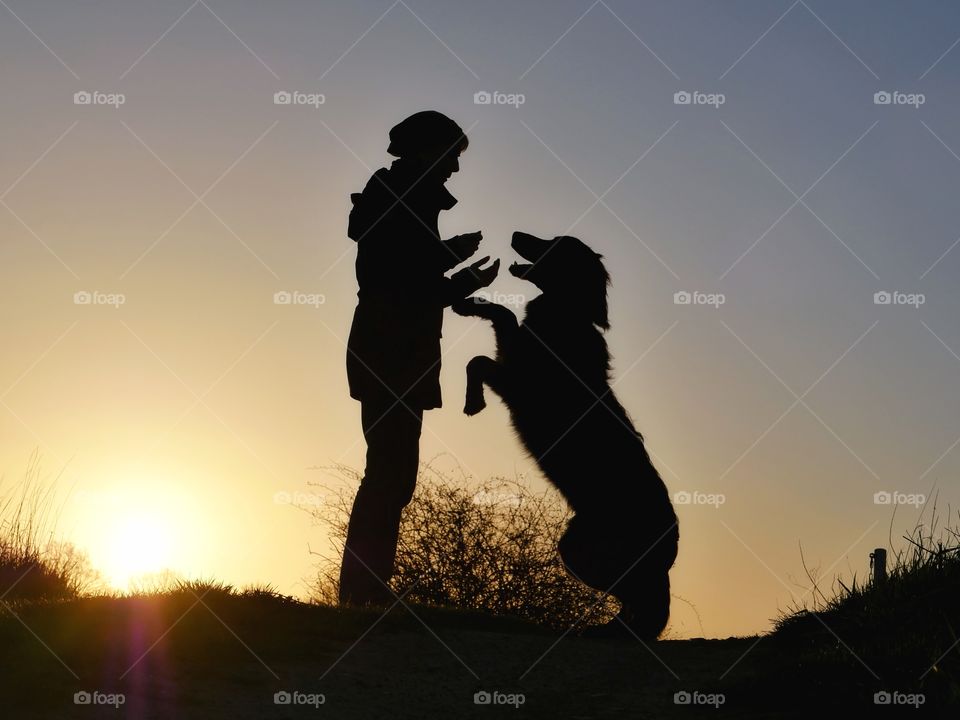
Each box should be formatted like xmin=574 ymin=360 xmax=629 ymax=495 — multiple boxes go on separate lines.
xmin=338 ymin=397 xmax=423 ymax=605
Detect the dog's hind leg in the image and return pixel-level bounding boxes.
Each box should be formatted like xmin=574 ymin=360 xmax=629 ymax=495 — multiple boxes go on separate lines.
xmin=608 ymin=528 xmax=677 ymax=640
xmin=616 ymin=571 xmax=671 ymax=640
xmin=464 ymin=355 xmax=503 ymax=416
xmin=558 ymin=515 xmax=613 ymax=590
xmin=560 ymin=516 xmax=674 ymax=640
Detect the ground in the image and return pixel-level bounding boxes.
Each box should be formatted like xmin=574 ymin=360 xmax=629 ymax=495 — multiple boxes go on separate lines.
xmin=0 ymin=590 xmax=901 ymax=718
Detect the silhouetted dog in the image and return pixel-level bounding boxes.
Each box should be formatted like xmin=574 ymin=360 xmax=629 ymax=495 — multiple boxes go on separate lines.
xmin=452 ymin=231 xmax=678 ymax=639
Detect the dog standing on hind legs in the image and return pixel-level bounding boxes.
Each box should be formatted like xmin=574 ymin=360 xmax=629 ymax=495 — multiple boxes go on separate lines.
xmin=452 ymin=231 xmax=679 ymax=639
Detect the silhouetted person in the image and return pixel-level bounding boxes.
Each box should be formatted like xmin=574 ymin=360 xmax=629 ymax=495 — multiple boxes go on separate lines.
xmin=339 ymin=111 xmax=499 ymax=605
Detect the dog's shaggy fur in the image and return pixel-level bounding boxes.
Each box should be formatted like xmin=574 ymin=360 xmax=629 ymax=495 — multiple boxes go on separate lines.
xmin=452 ymin=232 xmax=678 ymax=639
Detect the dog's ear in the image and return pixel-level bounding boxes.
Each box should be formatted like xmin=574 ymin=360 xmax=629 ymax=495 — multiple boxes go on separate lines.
xmin=589 ymin=253 xmax=610 ymax=330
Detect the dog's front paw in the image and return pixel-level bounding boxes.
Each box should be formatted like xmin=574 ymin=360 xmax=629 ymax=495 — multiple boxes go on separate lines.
xmin=452 ymin=297 xmax=488 ymax=317
xmin=464 ymin=392 xmax=487 ymax=416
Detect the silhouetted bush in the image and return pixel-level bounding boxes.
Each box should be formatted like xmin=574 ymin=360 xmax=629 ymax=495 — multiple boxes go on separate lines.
xmin=0 ymin=452 xmax=101 ymax=601
xmin=307 ymin=461 xmax=618 ymax=630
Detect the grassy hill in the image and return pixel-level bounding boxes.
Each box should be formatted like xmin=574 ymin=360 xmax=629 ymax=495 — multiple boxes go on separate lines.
xmin=2 ymin=464 xmax=957 ymax=717
xmin=1 ymin=579 xmax=954 ymax=719
xmin=0 ymin=584 xmax=757 ymax=719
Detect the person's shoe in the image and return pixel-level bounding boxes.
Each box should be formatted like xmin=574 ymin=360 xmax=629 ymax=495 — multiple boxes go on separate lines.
xmin=338 ymin=583 xmax=397 ymax=608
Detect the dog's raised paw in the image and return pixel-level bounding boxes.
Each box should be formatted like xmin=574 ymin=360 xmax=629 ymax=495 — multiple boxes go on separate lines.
xmin=464 ymin=395 xmax=486 ymax=416
xmin=451 ymin=299 xmax=477 ymax=317
xmin=452 ymin=296 xmax=492 ymax=317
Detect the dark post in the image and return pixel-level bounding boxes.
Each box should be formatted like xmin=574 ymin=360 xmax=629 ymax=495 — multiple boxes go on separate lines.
xmin=871 ymin=548 xmax=887 ymax=585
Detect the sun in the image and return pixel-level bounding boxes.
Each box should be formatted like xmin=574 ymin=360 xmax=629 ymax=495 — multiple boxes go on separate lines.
xmin=72 ymin=475 xmax=207 ymax=593
xmin=101 ymin=511 xmax=176 ymax=590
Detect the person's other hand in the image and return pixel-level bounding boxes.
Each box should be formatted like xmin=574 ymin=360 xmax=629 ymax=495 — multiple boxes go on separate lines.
xmin=448 ymin=231 xmax=482 ymax=262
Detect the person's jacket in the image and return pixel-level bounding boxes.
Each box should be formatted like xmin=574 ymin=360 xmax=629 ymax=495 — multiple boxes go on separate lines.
xmin=346 ymin=160 xmax=473 ymax=409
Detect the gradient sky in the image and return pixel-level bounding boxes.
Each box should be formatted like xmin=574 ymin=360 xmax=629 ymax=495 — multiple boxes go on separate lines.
xmin=2 ymin=0 xmax=960 ymax=638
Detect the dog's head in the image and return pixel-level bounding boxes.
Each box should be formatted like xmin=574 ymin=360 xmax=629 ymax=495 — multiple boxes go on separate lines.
xmin=510 ymin=231 xmax=610 ymax=329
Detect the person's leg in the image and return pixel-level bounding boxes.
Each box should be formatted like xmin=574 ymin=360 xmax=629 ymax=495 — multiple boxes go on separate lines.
xmin=338 ymin=397 xmax=423 ymax=605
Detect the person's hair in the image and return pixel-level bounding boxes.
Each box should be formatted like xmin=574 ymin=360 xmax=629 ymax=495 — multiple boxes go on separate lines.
xmin=387 ymin=110 xmax=468 ymax=158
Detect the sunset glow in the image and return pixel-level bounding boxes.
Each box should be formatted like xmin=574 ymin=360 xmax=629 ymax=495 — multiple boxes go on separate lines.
xmin=100 ymin=511 xmax=175 ymax=590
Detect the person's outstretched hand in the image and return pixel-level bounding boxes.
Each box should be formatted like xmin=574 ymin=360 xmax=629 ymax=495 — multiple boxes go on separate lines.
xmin=445 ymin=231 xmax=483 ymax=264
xmin=452 ymin=256 xmax=500 ymax=294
